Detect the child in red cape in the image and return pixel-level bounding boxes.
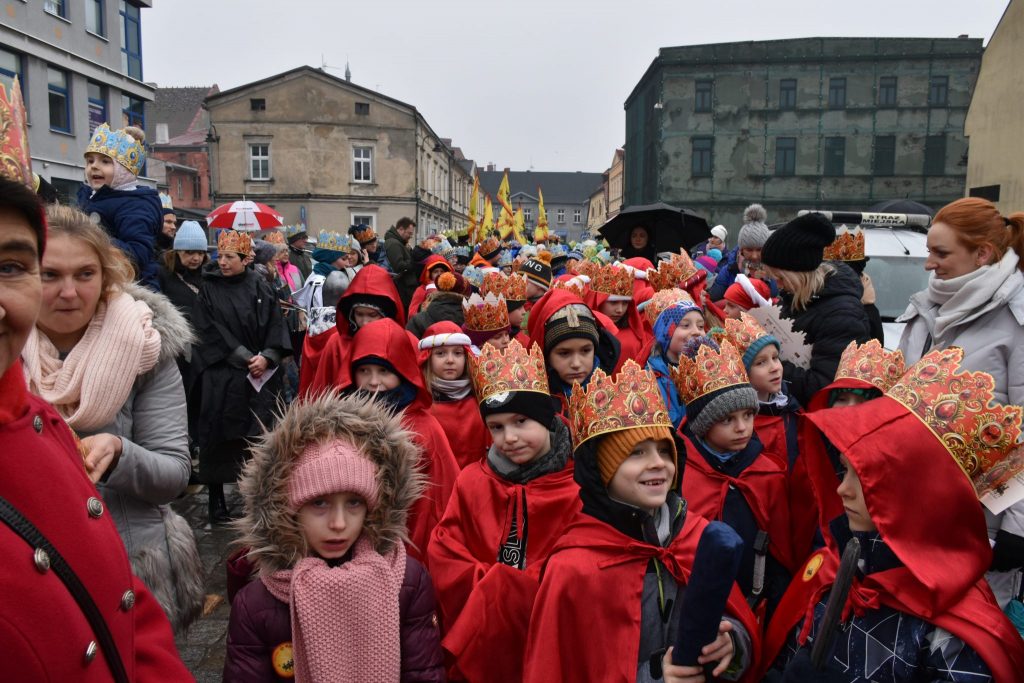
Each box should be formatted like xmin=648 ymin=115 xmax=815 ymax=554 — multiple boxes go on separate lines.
xmin=298 ymin=264 xmax=404 ymax=395
xmin=427 ymin=340 xmax=579 ymax=682
xmin=313 ymin=317 xmax=459 ymax=562
xmin=524 ymin=360 xmax=759 ymax=682
xmin=673 ymin=338 xmax=797 ymax=616
xmin=585 ymin=264 xmax=653 ymax=366
xmin=417 ymin=321 xmax=490 ymax=470
xmin=408 ymin=254 xmax=453 ymax=317
xmin=761 ymin=347 xmax=1024 ymax=682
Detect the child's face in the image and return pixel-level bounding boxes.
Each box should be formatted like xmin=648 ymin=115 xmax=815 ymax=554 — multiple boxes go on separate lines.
xmin=430 ymin=346 xmax=466 ymax=381
xmin=723 ymin=300 xmax=745 ymax=319
xmin=352 ymin=305 xmax=384 ymax=330
xmin=507 ymin=305 xmax=525 ymax=328
xmin=703 ymin=408 xmax=756 ymax=453
xmin=607 ymin=438 xmax=676 ymax=513
xmin=525 ymin=281 xmax=546 ymax=300
xmin=218 ymin=250 xmax=246 ymax=277
xmin=297 ymin=492 xmax=367 ymax=560
xmin=429 ymin=265 xmax=446 ymax=281
xmin=84 ymin=152 xmax=115 ymax=189
xmin=484 ymin=330 xmax=511 ymax=351
xmin=548 ymin=338 xmax=594 ymax=386
xmin=832 ymin=391 xmax=867 ymax=408
xmin=600 ymin=299 xmax=630 ymax=325
xmin=355 ymin=363 xmax=401 ymax=392
xmin=748 ymin=345 xmax=783 ymax=398
xmin=837 ymin=454 xmax=875 ymax=532
xmin=666 ymin=311 xmax=706 ymax=361
xmin=484 ymin=412 xmax=552 ymax=465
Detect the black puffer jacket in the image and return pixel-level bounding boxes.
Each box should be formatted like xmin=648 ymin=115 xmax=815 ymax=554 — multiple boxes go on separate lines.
xmin=406 ymin=292 xmax=465 ymax=338
xmin=780 ymin=262 xmax=870 ymax=405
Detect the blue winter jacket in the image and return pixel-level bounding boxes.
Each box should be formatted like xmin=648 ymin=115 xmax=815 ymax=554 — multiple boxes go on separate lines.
xmin=707 ymin=246 xmax=779 ymax=302
xmin=77 ymin=184 xmax=162 ymax=291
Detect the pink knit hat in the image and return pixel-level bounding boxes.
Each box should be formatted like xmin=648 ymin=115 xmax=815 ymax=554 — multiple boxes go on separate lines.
xmin=287 ymin=440 xmax=379 ymax=511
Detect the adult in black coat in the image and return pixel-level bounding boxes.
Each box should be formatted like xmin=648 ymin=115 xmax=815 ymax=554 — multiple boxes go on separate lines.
xmin=406 ymin=291 xmax=465 ymax=339
xmin=761 ymin=214 xmax=871 ymax=406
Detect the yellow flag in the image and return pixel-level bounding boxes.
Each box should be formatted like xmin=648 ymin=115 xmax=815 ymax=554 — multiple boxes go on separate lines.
xmin=496 ymin=171 xmax=515 ymax=239
xmin=513 ymin=207 xmax=526 ymax=243
xmin=535 ymin=187 xmax=549 ymax=242
xmin=482 ymin=194 xmax=494 ymax=238
xmin=468 ymin=174 xmax=479 ymax=244
xmin=497 ymin=171 xmax=513 ymax=215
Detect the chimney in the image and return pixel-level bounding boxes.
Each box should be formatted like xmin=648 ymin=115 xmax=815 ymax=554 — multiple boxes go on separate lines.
xmin=486 ymin=163 xmax=495 ymax=172
xmin=156 ymin=123 xmax=169 ymax=145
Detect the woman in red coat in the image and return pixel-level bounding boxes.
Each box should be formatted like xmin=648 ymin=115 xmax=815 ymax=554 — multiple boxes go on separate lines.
xmin=0 ymin=176 xmax=189 ymax=681
xmin=417 ymin=321 xmax=490 ymax=470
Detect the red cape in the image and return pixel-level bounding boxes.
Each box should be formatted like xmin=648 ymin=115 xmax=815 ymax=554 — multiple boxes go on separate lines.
xmin=428 ymin=458 xmax=580 ymax=681
xmin=523 ymin=511 xmax=761 ymax=683
xmin=622 ymin=257 xmax=656 ymax=305
xmin=408 ymin=255 xmax=453 ymax=317
xmin=585 ymin=288 xmax=654 ymax=368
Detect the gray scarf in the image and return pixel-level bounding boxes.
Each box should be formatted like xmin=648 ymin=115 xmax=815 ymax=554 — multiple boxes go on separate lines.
xmin=927 ymin=249 xmax=1020 ymax=339
xmin=487 ymin=419 xmax=572 ymax=484
xmin=431 ymin=377 xmax=473 ymax=401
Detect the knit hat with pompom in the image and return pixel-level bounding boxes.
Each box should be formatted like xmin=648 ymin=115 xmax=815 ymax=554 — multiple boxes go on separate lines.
xmin=738 ymin=204 xmax=770 ymax=250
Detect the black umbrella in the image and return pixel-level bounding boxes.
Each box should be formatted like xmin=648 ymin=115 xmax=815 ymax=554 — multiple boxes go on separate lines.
xmin=867 ymin=199 xmax=935 ymax=217
xmin=599 ymin=202 xmax=711 ymax=253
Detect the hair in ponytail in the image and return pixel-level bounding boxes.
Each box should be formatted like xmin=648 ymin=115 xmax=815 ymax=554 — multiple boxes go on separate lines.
xmin=933 ymin=197 xmax=1024 ymax=272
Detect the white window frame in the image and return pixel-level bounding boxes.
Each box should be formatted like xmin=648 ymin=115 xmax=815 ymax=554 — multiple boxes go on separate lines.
xmin=249 ymin=143 xmax=271 ymax=181
xmin=353 ymin=146 xmax=373 ymax=183
xmin=573 ymin=209 xmax=582 ymax=224
xmin=524 ymin=207 xmax=532 ymax=222
xmin=350 ymin=212 xmax=376 ymax=230
xmin=557 ymin=208 xmax=565 ymax=223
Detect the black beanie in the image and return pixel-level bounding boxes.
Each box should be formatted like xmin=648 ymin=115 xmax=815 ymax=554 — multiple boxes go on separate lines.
xmin=521 ymin=258 xmax=552 ymax=290
xmin=543 ymin=304 xmax=599 ymax=352
xmin=760 ymin=213 xmax=836 ymax=272
xmin=480 ymin=390 xmax=556 ymax=428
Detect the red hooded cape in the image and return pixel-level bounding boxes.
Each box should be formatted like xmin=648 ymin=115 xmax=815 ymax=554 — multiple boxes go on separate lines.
xmin=417 ymin=321 xmax=491 ymax=470
xmin=760 ymin=396 xmax=1024 ymax=679
xmin=584 ymin=288 xmax=653 ymax=367
xmin=317 ymin=318 xmax=459 ymax=562
xmin=622 ymin=256 xmax=655 ymax=305
xmin=299 ymin=265 xmax=405 ymax=396
xmin=523 ymin=511 xmax=761 ymax=683
xmin=408 ymin=255 xmax=453 ymax=317
xmin=427 ymin=456 xmax=580 ymax=681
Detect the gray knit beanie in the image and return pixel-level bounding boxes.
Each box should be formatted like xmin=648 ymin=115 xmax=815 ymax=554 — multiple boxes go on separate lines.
xmin=686 ymin=384 xmax=759 ymax=439
xmin=738 ymin=204 xmax=770 ymax=250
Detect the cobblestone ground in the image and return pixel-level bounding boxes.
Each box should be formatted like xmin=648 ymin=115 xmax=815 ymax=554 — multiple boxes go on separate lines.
xmin=171 ymin=486 xmax=242 ymax=682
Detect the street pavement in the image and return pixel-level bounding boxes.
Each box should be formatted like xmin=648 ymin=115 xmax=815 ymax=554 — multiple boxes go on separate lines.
xmin=171 ymin=486 xmax=241 ymax=682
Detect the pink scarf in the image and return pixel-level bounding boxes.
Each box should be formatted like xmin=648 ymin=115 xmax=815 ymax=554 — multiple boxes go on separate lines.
xmin=22 ymin=292 xmax=162 ymax=431
xmin=262 ymin=537 xmax=406 ymax=682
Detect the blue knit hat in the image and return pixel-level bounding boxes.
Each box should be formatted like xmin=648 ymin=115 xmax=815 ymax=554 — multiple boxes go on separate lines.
xmin=173 ymin=221 xmax=207 ymax=251
xmin=653 ymin=301 xmax=704 ymax=351
xmin=741 ymin=335 xmax=781 ymax=370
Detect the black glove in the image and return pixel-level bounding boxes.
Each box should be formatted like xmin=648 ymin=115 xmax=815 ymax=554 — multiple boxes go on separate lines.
xmin=782 ymin=648 xmax=834 ymax=683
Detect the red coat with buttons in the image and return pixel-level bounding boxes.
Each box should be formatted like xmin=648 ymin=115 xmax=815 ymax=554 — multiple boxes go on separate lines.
xmin=0 ymin=364 xmax=190 ymax=683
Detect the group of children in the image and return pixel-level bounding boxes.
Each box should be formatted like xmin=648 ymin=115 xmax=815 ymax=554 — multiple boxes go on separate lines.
xmin=217 ymin=223 xmax=1024 ymax=681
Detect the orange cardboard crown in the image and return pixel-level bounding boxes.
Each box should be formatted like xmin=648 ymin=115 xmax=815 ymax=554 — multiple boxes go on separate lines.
xmin=462 ymin=292 xmax=510 ymax=332
xmin=671 ymin=340 xmax=750 ymax=406
xmin=0 ymin=77 xmax=33 ymax=187
xmin=217 ymin=230 xmax=253 ymax=256
xmin=823 ymin=225 xmax=866 ymax=262
xmin=569 ymin=360 xmax=672 ymax=450
xmin=647 ymin=252 xmax=699 ymax=292
xmin=263 ymin=231 xmax=286 ymax=246
xmin=503 ymin=273 xmax=527 ymax=302
xmin=551 ymin=277 xmax=588 ymax=300
xmin=352 ymin=225 xmax=377 ymax=245
xmin=469 ymin=339 xmax=549 ymax=404
xmin=480 ymin=271 xmax=507 ymax=298
xmin=574 ymin=260 xmax=600 ymax=279
xmin=724 ymin=312 xmax=772 ymax=360
xmin=835 ymin=339 xmax=906 ymax=393
xmin=589 ymin=265 xmax=634 ymax=300
xmin=642 ymin=288 xmax=693 ymax=327
xmin=886 ymin=347 xmax=1023 ymax=484
xmin=478 ymin=236 xmax=502 ymax=259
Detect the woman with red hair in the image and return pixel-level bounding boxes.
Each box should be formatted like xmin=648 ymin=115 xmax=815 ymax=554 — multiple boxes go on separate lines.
xmin=899 ymin=197 xmax=1024 ymax=611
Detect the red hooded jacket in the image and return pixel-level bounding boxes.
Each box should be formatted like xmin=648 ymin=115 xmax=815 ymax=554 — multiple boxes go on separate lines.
xmin=408 ymin=255 xmax=453 ymax=318
xmin=584 ymin=287 xmax=653 ymax=367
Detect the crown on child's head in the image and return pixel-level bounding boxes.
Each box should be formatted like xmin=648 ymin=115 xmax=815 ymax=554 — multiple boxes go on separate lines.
xmin=823 ymin=225 xmax=866 ymax=262
xmin=319 ymin=230 xmax=357 ymax=254
xmin=642 ymin=288 xmax=693 ymax=327
xmin=886 ymin=346 xmax=1023 ymax=485
xmin=263 ymin=231 xmax=286 ymax=246
xmin=469 ymin=339 xmax=548 ymax=404
xmin=217 ymin=229 xmax=253 ymax=257
xmin=502 ymin=273 xmax=527 ymax=303
xmin=568 ymin=360 xmax=672 ymax=451
xmin=835 ymin=339 xmax=906 ymax=393
xmin=647 ymin=252 xmax=699 ymax=292
xmin=723 ymin=312 xmax=772 ymax=360
xmin=574 ymin=259 xmax=600 ymax=279
xmin=351 ymin=224 xmax=377 ymax=245
xmin=480 ymin=271 xmax=507 ymax=298
xmin=551 ymin=277 xmax=588 ymax=300
xmin=85 ymin=123 xmax=146 ymax=176
xmin=671 ymin=340 xmax=750 ymax=407
xmin=479 ymin=236 xmax=502 ymax=259
xmin=589 ymin=265 xmax=634 ymax=300
xmin=462 ymin=292 xmax=510 ymax=332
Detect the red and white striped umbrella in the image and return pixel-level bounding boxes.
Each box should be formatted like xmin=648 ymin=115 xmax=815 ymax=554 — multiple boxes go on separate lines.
xmin=206 ymin=200 xmax=284 ymax=231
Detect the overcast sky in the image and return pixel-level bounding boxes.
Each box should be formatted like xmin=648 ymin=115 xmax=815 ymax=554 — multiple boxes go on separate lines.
xmin=142 ymin=0 xmax=1009 ymax=173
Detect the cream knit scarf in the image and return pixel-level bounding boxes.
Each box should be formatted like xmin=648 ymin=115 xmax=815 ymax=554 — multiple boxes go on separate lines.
xmin=927 ymin=249 xmax=1020 ymax=340
xmin=262 ymin=537 xmax=406 ymax=683
xmin=23 ymin=292 xmax=161 ymax=431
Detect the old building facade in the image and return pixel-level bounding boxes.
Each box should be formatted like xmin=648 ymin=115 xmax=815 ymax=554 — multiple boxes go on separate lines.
xmin=1 ymin=0 xmax=154 ymax=201
xmin=624 ymin=37 xmax=983 ymax=229
xmin=205 ymin=66 xmax=472 ymax=239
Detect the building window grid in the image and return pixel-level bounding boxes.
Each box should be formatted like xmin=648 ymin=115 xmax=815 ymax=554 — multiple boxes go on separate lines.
xmin=779 ymin=79 xmax=796 ymax=110
xmin=873 ymin=135 xmax=896 ymax=176
xmin=47 ymin=66 xmax=71 ymax=133
xmin=523 ymin=208 xmax=532 ymax=223
xmin=692 ymin=137 xmax=714 ymax=177
xmin=249 ymin=143 xmax=270 ymax=180
xmin=695 ymin=79 xmax=713 ymax=112
xmin=924 ymin=134 xmax=947 ymax=176
xmin=121 ymin=93 xmax=144 ymax=129
xmin=0 ymin=48 xmax=23 ymax=100
xmin=775 ymin=137 xmax=796 ymax=176
xmin=355 ymin=102 xmax=370 ymax=115
xmin=573 ymin=209 xmax=582 ymax=224
xmin=191 ymin=174 xmax=201 ymax=200
xmin=353 ymin=146 xmax=373 ymax=183
xmin=250 ymin=98 xmax=266 ymax=111
xmin=44 ymin=0 xmax=67 ymax=18
xmin=828 ymin=77 xmax=846 ymax=109
xmin=86 ymin=0 xmax=105 ymax=36
xmin=878 ymin=76 xmax=897 ymax=107
xmin=929 ymin=76 xmax=949 ymax=106
xmin=119 ymin=1 xmax=143 ymax=80
xmin=557 ymin=209 xmax=565 ymax=223
xmin=824 ymin=136 xmax=846 ymax=177
xmin=87 ymin=81 xmax=106 ymax=134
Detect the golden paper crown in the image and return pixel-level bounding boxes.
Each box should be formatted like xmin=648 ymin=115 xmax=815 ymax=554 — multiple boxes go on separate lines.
xmin=217 ymin=230 xmax=253 ymax=256
xmin=642 ymin=288 xmax=693 ymax=327
xmin=647 ymin=252 xmax=699 ymax=292
xmin=479 ymin=236 xmax=502 ymax=258
xmin=835 ymin=339 xmax=906 ymax=393
xmin=551 ymin=277 xmax=587 ymax=300
xmin=569 ymin=360 xmax=672 ymax=450
xmin=503 ymin=273 xmax=527 ymax=302
xmin=590 ymin=265 xmax=634 ymax=299
xmin=0 ymin=78 xmax=33 ymax=186
xmin=263 ymin=231 xmax=286 ymax=246
xmin=574 ymin=259 xmax=600 ymax=279
xmin=886 ymin=347 xmax=1023 ymax=483
xmin=480 ymin=271 xmax=507 ymax=298
xmin=84 ymin=123 xmax=145 ymax=176
xmin=462 ymin=292 xmax=510 ymax=332
xmin=319 ymin=231 xmax=357 ymax=254
xmin=724 ymin=312 xmax=773 ymax=360
xmin=823 ymin=225 xmax=866 ymax=262
xmin=671 ymin=340 xmax=750 ymax=407
xmin=469 ymin=339 xmax=549 ymax=404
xmin=352 ymin=225 xmax=377 ymax=245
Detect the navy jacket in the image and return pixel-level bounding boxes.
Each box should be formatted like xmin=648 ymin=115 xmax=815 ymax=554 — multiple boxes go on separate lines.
xmin=77 ymin=184 xmax=162 ymax=290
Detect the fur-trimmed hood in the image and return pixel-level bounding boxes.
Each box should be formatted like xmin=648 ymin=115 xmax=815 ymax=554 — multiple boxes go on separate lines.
xmin=124 ymin=283 xmax=196 ymax=364
xmin=236 ymin=391 xmax=427 ymax=576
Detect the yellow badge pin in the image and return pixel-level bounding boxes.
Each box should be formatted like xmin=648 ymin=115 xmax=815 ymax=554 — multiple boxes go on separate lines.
xmin=272 ymin=642 xmax=295 ymax=678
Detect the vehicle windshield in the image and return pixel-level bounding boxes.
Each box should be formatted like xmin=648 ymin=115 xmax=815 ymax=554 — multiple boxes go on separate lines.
xmin=864 ymin=256 xmax=929 ymax=320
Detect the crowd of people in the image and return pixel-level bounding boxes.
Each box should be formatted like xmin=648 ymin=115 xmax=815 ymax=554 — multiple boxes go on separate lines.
xmin=3 ymin=120 xmax=1024 ymax=683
